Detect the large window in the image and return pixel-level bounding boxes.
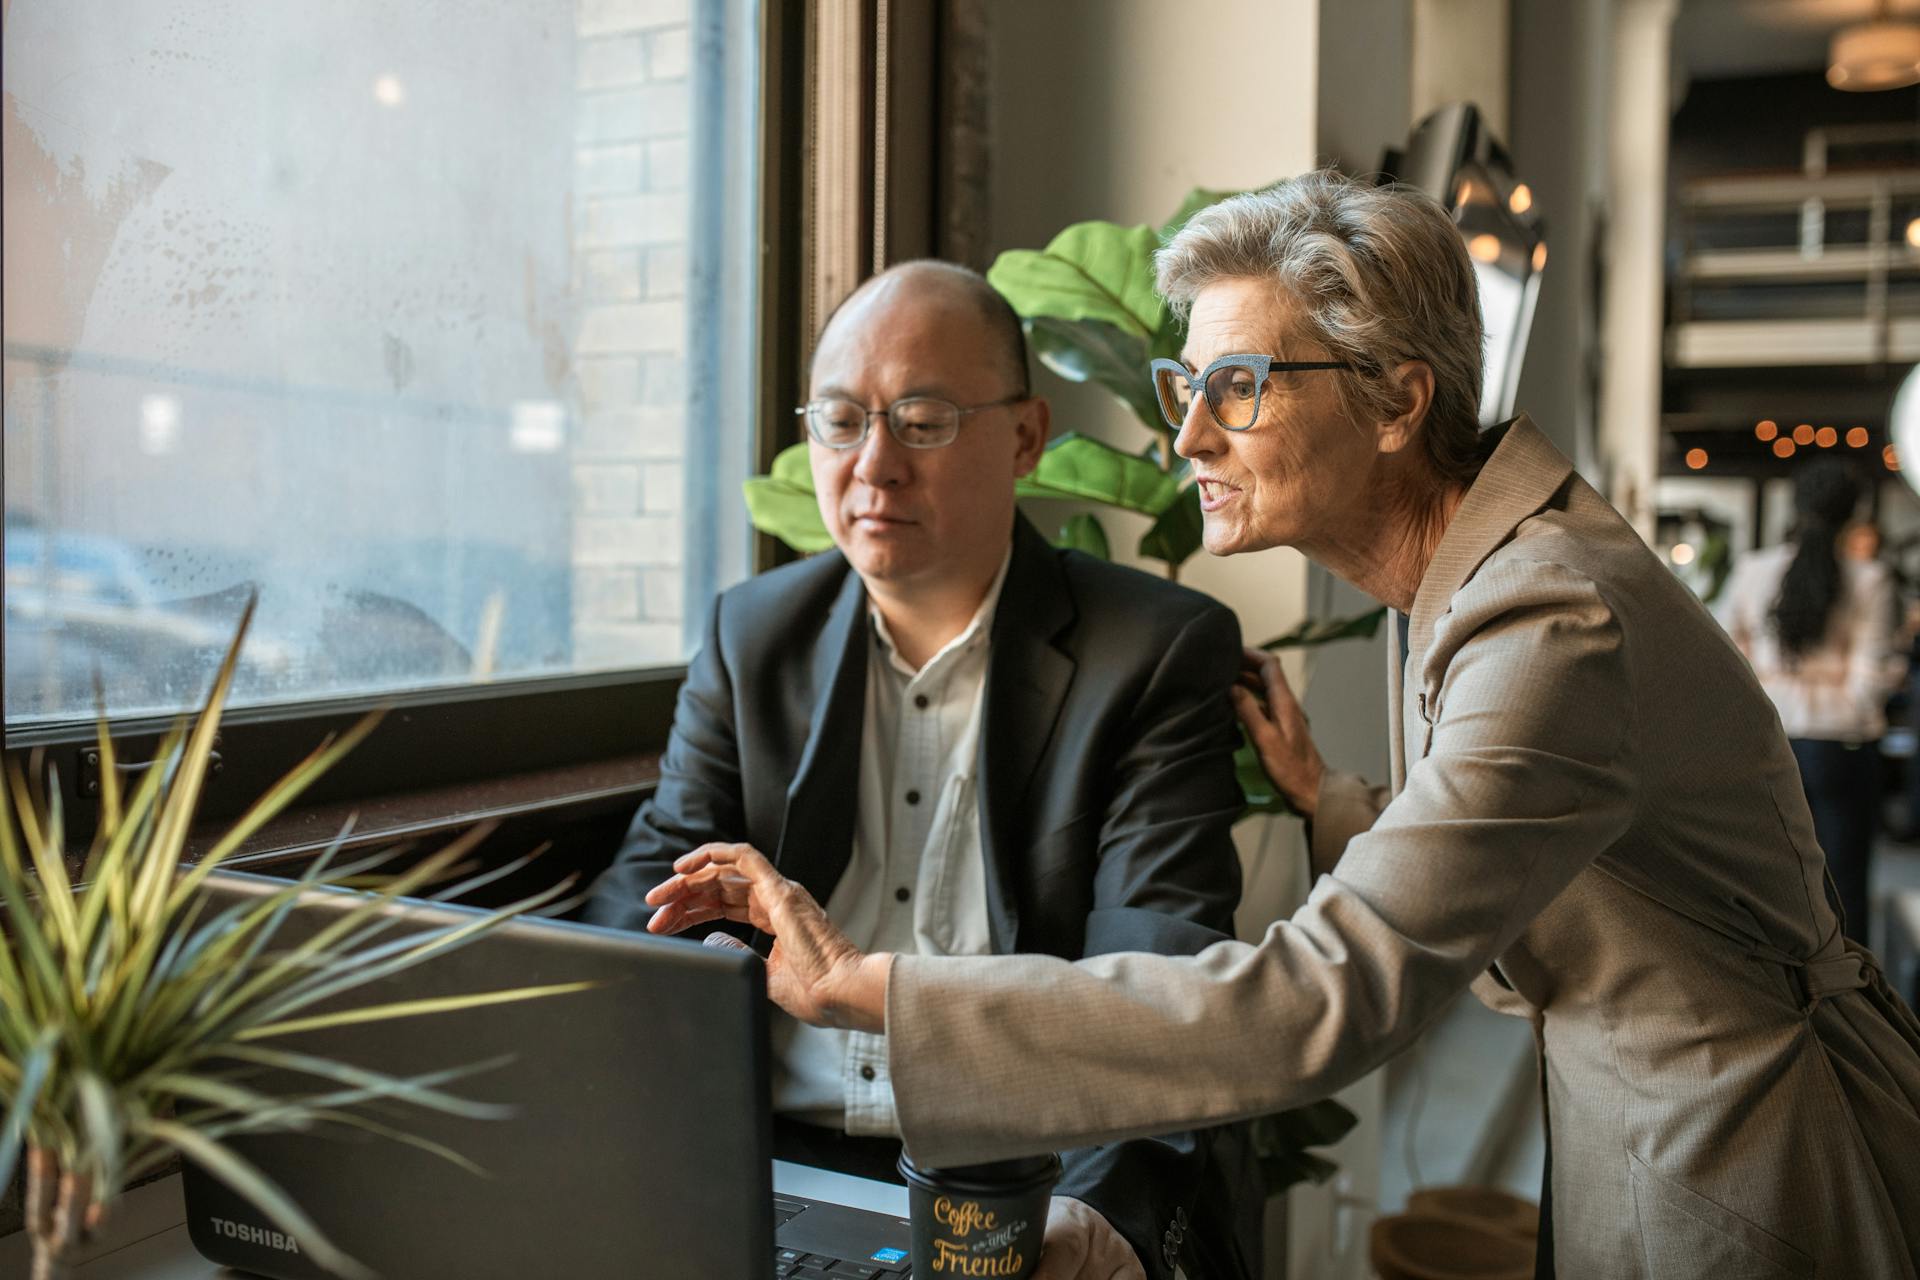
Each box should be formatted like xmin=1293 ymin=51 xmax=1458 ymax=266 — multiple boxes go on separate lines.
xmin=3 ymin=0 xmax=761 ymax=728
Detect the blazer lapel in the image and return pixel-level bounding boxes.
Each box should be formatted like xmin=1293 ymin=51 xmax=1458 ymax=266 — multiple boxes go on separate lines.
xmin=1404 ymin=416 xmax=1575 ymax=770
xmin=1387 ymin=609 xmax=1408 ymax=794
xmin=773 ymin=567 xmax=869 ymax=898
xmin=977 ymin=517 xmax=1076 ymax=950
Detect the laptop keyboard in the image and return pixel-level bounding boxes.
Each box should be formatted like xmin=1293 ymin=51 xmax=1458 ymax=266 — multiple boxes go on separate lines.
xmin=773 ymin=1196 xmax=911 ymax=1279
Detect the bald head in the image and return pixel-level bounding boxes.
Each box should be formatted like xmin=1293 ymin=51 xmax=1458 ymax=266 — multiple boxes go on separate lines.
xmin=812 ymin=260 xmax=1031 ymax=398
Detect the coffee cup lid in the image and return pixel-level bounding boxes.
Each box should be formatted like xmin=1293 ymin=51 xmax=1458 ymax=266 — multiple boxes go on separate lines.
xmin=896 ymin=1151 xmax=1062 ymax=1196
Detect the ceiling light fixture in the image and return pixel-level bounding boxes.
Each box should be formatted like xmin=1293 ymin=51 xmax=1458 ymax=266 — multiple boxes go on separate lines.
xmin=1829 ymin=2 xmax=1920 ymax=92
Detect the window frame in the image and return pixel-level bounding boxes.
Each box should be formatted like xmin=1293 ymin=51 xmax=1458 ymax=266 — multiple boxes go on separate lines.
xmin=3 ymin=0 xmax=812 ymax=857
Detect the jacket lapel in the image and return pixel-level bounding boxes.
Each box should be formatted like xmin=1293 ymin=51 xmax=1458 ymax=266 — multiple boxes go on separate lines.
xmin=977 ymin=516 xmax=1076 ymax=950
xmin=773 ymin=567 xmax=869 ymax=897
xmin=1387 ymin=610 xmax=1408 ymax=794
xmin=1403 ymin=416 xmax=1575 ymax=770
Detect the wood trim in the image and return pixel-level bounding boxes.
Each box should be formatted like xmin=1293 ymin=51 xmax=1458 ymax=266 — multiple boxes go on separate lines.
xmin=800 ymin=0 xmax=940 ymax=369
xmin=880 ymin=0 xmax=937 ymax=264
xmin=807 ymin=0 xmax=877 ymax=358
xmin=755 ymin=0 xmax=809 ymax=573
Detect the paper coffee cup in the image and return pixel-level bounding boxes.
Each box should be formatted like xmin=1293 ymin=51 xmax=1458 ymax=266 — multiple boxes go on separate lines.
xmin=896 ymin=1151 xmax=1061 ymax=1279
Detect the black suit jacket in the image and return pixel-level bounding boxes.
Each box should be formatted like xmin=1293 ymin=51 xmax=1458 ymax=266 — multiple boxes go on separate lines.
xmin=587 ymin=515 xmax=1260 ymax=1280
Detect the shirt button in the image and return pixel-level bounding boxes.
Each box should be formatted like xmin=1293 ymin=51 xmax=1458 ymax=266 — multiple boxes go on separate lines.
xmin=905 ymin=789 xmax=921 ymax=805
xmin=895 ymin=886 xmax=911 ymax=902
xmin=914 ymin=694 xmax=929 ymax=709
xmin=860 ymin=1065 xmax=876 ymax=1081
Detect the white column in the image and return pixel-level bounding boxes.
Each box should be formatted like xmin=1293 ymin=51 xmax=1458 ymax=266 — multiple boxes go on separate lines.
xmin=1410 ymin=0 xmax=1512 ymax=138
xmin=1596 ymin=0 xmax=1679 ymax=541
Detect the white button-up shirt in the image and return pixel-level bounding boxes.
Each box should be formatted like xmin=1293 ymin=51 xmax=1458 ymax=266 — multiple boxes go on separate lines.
xmin=773 ymin=554 xmax=1010 ymax=1134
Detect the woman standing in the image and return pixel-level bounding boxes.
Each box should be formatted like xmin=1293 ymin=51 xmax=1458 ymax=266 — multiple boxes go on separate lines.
xmin=648 ymin=173 xmax=1920 ymax=1278
xmin=1720 ymin=460 xmax=1896 ymax=941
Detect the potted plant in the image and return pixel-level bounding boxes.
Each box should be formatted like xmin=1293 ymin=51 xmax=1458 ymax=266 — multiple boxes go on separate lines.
xmin=746 ymin=187 xmax=1382 ymax=1189
xmin=0 ymin=600 xmax=592 ymax=1280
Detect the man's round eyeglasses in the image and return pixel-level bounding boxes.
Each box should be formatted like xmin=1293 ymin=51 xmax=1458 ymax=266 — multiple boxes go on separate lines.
xmin=795 ymin=395 xmax=1028 ymax=450
xmin=1148 ymin=354 xmax=1351 ymax=431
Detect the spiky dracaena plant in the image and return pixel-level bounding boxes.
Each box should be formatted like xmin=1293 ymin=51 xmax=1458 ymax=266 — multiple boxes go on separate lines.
xmin=0 ymin=601 xmax=593 ymax=1280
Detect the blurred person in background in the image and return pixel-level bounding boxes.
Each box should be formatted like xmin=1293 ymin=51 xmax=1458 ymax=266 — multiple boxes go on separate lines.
xmin=1721 ymin=459 xmax=1897 ymax=940
xmin=1842 ymin=519 xmax=1884 ymax=565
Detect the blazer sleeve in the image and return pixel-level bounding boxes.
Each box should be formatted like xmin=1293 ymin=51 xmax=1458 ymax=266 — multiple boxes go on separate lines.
xmin=582 ymin=592 xmax=744 ymax=932
xmin=1306 ymin=769 xmax=1393 ymax=879
xmin=1053 ymin=601 xmax=1259 ymax=1280
xmin=885 ymin=559 xmax=1638 ymax=1167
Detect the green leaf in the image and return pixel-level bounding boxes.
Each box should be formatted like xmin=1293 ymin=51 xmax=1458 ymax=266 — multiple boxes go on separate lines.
xmin=1138 ymin=485 xmax=1203 ymax=569
xmin=770 ymin=440 xmax=814 ymax=489
xmin=1158 ymin=185 xmax=1243 ymax=244
xmin=1235 ymin=730 xmax=1296 ymax=817
xmin=1017 ymin=434 xmax=1184 ymax=516
xmin=1259 ymin=607 xmax=1389 ymax=651
xmin=0 ymin=1026 xmax=57 ymax=1196
xmin=1055 ymin=514 xmax=1110 ymax=560
xmin=235 ymin=981 xmax=598 ymax=1041
xmin=988 ymin=221 xmax=1167 ymax=338
xmin=743 ymin=444 xmax=835 ymax=554
xmin=75 ymin=1070 xmax=126 ymax=1190
xmin=1023 ymin=316 xmax=1163 ymax=433
xmin=295 ymin=1107 xmax=490 ymax=1178
xmin=214 ymin=1045 xmax=514 ymax=1122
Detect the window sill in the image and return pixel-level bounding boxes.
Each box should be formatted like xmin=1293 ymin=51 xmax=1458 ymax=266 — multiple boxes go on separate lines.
xmin=60 ymin=752 xmax=660 ymax=879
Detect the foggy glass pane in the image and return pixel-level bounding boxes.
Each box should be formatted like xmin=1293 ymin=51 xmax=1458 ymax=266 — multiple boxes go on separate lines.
xmin=3 ymin=0 xmax=759 ymax=724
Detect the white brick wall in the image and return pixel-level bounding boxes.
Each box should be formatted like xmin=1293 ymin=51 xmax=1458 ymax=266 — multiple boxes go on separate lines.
xmin=576 ymin=144 xmax=644 ymax=194
xmin=575 ymin=566 xmax=643 ymax=619
xmin=577 ymin=299 xmax=685 ymax=355
xmin=576 ymin=85 xmax=691 ymax=143
xmin=641 ymin=566 xmax=684 ymax=620
xmin=578 ymin=35 xmax=647 ymax=88
xmin=573 ymin=621 xmax=683 ymax=669
xmin=579 ymin=249 xmax=644 ymax=302
xmin=643 ymin=244 xmax=687 ymax=298
xmin=641 ymin=353 xmax=686 ymax=404
xmin=574 ymin=463 xmax=643 ymax=514
xmin=580 ymin=195 xmax=690 ymax=249
xmin=569 ymin=0 xmax=691 ymax=668
xmin=647 ymin=26 xmax=690 ymax=80
xmin=575 ymin=407 xmax=683 ymax=460
xmin=573 ymin=514 xmax=685 ymax=566
xmin=577 ymin=0 xmax=690 ymax=38
xmin=576 ymin=356 xmax=642 ymax=412
xmin=642 ymin=462 xmax=682 ymax=512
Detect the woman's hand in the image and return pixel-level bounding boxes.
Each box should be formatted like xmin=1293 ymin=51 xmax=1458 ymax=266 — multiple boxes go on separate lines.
xmin=1232 ymin=646 xmax=1326 ymax=816
xmin=644 ymin=843 xmax=890 ymax=1032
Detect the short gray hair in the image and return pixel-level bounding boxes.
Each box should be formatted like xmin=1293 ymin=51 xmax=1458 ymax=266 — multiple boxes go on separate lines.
xmin=1155 ymin=171 xmax=1486 ymax=483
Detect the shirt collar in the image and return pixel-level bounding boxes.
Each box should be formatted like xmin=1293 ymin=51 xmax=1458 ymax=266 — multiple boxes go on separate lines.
xmin=869 ymin=547 xmax=1015 ymax=678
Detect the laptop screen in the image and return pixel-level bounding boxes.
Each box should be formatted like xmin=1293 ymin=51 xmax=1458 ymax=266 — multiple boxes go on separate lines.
xmin=181 ymin=871 xmax=775 ymax=1279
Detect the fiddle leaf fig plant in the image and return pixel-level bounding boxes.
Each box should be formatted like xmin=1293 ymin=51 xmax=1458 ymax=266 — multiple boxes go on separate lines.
xmin=0 ymin=600 xmax=594 ymax=1280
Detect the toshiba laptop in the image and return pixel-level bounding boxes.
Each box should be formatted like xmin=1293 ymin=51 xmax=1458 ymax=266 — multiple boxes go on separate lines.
xmin=182 ymin=871 xmax=912 ymax=1279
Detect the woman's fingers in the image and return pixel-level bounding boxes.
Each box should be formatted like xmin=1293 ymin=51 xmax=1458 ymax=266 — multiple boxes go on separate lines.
xmin=642 ymin=842 xmax=884 ymax=1030
xmin=1231 ymin=684 xmax=1279 ymax=744
xmin=1240 ymin=645 xmax=1308 ymax=720
xmin=645 ymin=846 xmax=764 ymax=934
xmin=1232 ymin=646 xmax=1326 ymax=815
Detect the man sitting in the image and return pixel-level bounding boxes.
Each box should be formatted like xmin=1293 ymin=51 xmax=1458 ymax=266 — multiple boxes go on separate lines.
xmin=586 ymin=260 xmax=1257 ymax=1280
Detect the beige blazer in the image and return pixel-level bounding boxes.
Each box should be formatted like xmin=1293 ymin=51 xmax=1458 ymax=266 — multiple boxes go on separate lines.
xmin=885 ymin=418 xmax=1920 ymax=1279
